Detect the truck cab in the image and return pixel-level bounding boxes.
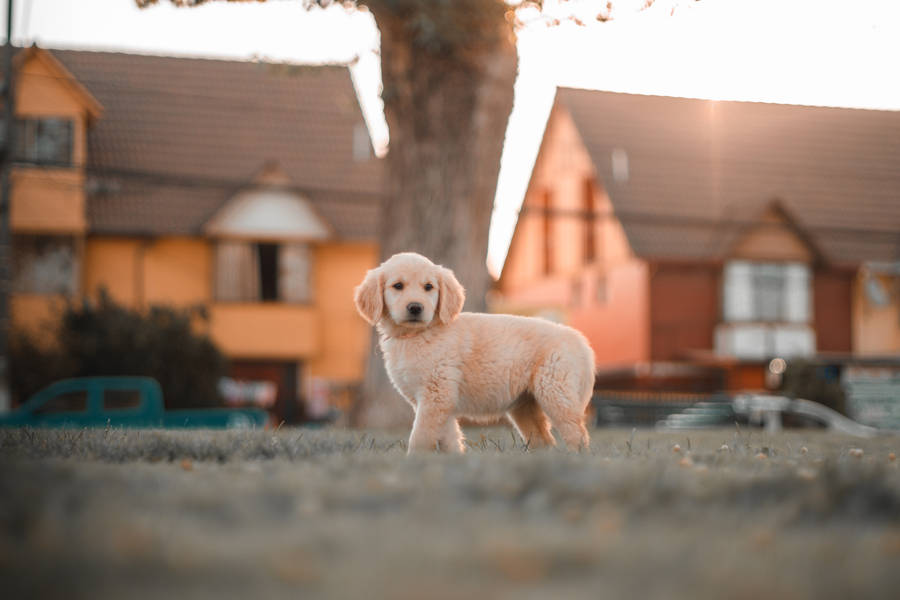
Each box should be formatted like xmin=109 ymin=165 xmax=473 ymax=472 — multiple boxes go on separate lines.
xmin=0 ymin=377 xmax=268 ymax=429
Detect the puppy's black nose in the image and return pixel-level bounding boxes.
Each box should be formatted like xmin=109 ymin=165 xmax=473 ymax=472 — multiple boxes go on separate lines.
xmin=407 ymin=302 xmax=423 ymax=316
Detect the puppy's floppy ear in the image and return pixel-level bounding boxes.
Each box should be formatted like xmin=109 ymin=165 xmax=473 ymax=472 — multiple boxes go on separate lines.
xmin=437 ymin=266 xmax=465 ymax=324
xmin=354 ymin=267 xmax=384 ymax=325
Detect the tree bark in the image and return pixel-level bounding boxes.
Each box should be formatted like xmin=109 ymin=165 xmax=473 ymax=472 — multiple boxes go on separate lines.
xmin=354 ymin=3 xmax=517 ymax=427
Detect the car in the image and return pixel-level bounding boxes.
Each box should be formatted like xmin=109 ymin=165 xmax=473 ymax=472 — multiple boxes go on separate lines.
xmin=0 ymin=376 xmax=269 ymax=429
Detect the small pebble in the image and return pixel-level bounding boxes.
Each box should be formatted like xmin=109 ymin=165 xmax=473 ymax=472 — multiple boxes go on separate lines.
xmin=796 ymin=468 xmax=817 ymax=480
xmin=800 ymin=446 xmax=808 ymax=455
xmin=889 ymin=452 xmax=896 ymax=462
xmin=849 ymin=448 xmax=864 ymax=459
xmin=672 ymin=444 xmax=681 ymax=453
xmin=750 ymin=530 xmax=775 ymax=548
xmin=180 ymin=458 xmax=193 ymax=471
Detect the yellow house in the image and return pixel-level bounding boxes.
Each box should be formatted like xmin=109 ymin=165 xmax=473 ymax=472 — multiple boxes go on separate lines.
xmin=9 ymin=47 xmax=385 ymax=421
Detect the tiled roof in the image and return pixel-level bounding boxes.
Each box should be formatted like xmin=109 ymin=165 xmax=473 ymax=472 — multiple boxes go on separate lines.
xmin=50 ymin=49 xmax=386 ymax=240
xmin=559 ymin=88 xmax=900 ymax=265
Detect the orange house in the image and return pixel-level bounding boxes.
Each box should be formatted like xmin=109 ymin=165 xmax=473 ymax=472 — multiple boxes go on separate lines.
xmin=9 ymin=47 xmax=385 ymax=420
xmin=496 ymin=88 xmax=900 ymax=391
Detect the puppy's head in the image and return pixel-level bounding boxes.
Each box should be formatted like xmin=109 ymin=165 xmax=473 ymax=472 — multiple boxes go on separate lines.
xmin=354 ymin=252 xmax=465 ymax=330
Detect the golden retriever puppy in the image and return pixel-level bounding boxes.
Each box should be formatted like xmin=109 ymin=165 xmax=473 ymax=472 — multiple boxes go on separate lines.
xmin=354 ymin=252 xmax=594 ymax=454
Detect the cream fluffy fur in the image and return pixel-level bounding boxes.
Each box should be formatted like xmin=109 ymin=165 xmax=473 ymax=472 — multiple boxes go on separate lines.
xmin=354 ymin=252 xmax=594 ymax=454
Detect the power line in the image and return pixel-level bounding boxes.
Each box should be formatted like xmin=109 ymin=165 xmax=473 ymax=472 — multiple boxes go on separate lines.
xmin=8 ymin=170 xmax=898 ymax=249
xmin=6 ymin=156 xmax=899 ymax=241
xmin=519 ymin=205 xmax=900 ymax=240
xmin=5 ymin=64 xmax=365 ymax=116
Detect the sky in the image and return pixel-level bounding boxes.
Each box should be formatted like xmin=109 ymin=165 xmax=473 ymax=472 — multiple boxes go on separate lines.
xmin=11 ymin=0 xmax=900 ymax=276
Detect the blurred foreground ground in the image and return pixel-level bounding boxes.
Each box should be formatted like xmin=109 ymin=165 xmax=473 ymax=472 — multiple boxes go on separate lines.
xmin=2 ymin=427 xmax=900 ymax=599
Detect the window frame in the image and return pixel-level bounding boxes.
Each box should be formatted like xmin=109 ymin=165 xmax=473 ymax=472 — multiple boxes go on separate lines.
xmin=13 ymin=117 xmax=75 ymax=167
xmin=213 ymin=239 xmax=314 ymax=305
xmin=721 ymin=260 xmax=812 ymax=325
xmin=12 ymin=234 xmax=80 ymax=295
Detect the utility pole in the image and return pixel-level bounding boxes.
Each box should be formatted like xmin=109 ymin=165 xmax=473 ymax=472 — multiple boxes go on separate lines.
xmin=0 ymin=0 xmax=14 ymax=411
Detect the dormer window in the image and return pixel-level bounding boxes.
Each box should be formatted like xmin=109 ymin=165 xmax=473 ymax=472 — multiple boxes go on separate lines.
xmin=214 ymin=241 xmax=312 ymax=303
xmin=14 ymin=118 xmax=74 ymax=166
xmin=723 ymin=261 xmax=810 ymax=323
xmin=716 ymin=260 xmax=815 ymax=359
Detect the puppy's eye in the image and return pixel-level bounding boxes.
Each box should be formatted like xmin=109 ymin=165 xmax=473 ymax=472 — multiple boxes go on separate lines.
xmin=392 ymin=282 xmax=404 ymax=291
xmin=424 ymin=283 xmax=434 ymax=291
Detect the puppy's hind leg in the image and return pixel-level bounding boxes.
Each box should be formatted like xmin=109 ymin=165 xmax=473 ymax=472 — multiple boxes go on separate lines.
xmin=543 ymin=408 xmax=590 ymax=451
xmin=506 ymin=392 xmax=556 ymax=450
xmin=531 ymin=354 xmax=592 ymax=451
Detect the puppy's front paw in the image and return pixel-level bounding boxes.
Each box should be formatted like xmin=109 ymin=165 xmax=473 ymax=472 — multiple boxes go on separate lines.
xmin=407 ymin=437 xmax=438 ymax=454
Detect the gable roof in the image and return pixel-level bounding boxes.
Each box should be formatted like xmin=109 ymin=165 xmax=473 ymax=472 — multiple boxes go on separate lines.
xmin=49 ymin=48 xmax=386 ymax=240
xmin=205 ymin=163 xmax=334 ymax=242
xmin=15 ymin=47 xmax=104 ymax=120
xmin=558 ymin=87 xmax=900 ymax=265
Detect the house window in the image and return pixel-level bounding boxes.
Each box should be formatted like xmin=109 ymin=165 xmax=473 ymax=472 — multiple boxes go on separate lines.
xmin=542 ymin=190 xmax=553 ymax=276
xmin=13 ymin=118 xmax=74 ymax=166
xmin=584 ymin=179 xmax=596 ymax=264
xmin=12 ymin=235 xmax=79 ymax=294
xmin=717 ymin=260 xmax=814 ymax=359
xmin=258 ymin=243 xmax=279 ymax=301
xmin=214 ymin=241 xmax=311 ymax=303
xmin=722 ymin=261 xmax=810 ymax=323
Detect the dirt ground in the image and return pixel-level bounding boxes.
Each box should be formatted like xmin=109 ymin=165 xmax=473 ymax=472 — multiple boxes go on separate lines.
xmin=2 ymin=426 xmax=900 ymax=600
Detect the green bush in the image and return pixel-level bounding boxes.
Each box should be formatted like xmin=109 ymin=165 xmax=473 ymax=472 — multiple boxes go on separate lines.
xmin=10 ymin=290 xmax=226 ymax=409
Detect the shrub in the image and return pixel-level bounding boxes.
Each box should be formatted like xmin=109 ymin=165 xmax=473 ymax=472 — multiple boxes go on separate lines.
xmin=10 ymin=290 xmax=226 ymax=409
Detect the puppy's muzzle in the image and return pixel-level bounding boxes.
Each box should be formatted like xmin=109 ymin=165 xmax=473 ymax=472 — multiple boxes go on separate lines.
xmin=406 ymin=302 xmax=423 ymax=318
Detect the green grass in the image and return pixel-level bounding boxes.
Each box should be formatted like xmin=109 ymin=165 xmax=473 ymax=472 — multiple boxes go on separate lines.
xmin=2 ymin=427 xmax=899 ymax=599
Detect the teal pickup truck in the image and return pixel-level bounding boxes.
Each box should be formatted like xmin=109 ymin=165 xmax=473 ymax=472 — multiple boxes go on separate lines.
xmin=0 ymin=377 xmax=270 ymax=429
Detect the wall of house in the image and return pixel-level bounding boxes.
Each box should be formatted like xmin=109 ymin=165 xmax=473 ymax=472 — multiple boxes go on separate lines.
xmin=814 ymin=268 xmax=854 ymax=353
xmin=12 ymin=53 xmax=89 ymax=234
xmin=497 ymin=106 xmax=649 ymax=366
xmin=9 ymin=52 xmax=93 ymax=336
xmin=83 ymin=235 xmax=377 ymax=380
xmin=308 ymin=242 xmax=378 ymax=381
xmin=649 ymin=263 xmax=720 ymax=360
xmin=9 ymin=294 xmax=65 ymax=344
xmin=84 ymin=237 xmax=211 ymax=308
xmin=501 ymin=107 xmax=599 ymax=288
xmin=83 ymin=237 xmax=141 ymax=305
xmin=853 ymin=272 xmax=900 ymax=354
xmin=208 ymin=303 xmax=320 ymax=359
xmin=647 ymin=260 xmax=856 ymax=361
xmin=11 ymin=169 xmax=86 ymax=233
xmin=569 ymin=259 xmax=650 ymax=366
xmin=143 ymin=238 xmax=212 ymax=307
xmin=729 ymin=207 xmax=814 ymax=262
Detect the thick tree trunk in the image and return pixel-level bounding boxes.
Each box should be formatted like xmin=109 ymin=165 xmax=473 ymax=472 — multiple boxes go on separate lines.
xmin=353 ymin=4 xmax=517 ymax=428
